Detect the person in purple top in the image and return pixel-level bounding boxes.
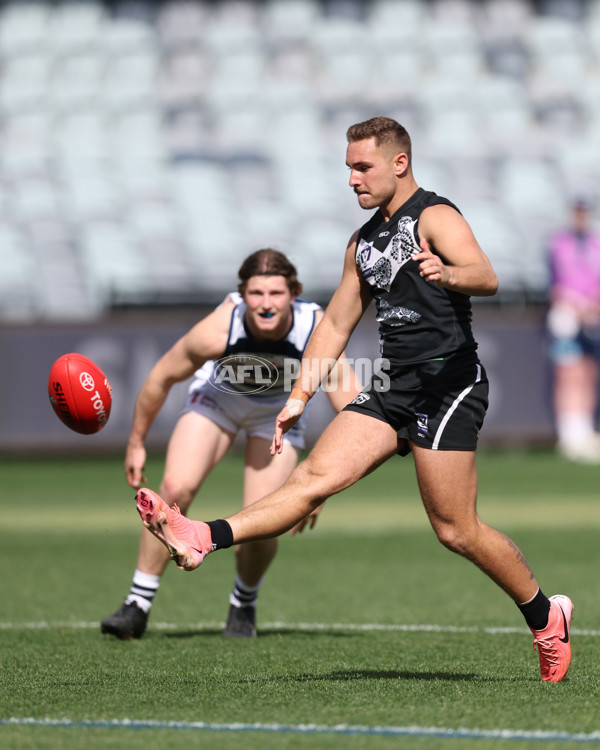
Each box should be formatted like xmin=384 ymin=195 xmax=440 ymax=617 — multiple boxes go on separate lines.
xmin=547 ymin=197 xmax=600 ymax=462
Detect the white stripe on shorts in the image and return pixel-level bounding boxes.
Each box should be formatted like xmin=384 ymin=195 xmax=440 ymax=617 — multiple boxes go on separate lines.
xmin=431 ymin=363 xmax=482 ymax=450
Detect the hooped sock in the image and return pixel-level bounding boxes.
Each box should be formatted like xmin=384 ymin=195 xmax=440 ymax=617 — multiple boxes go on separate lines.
xmin=125 ymin=569 xmax=161 ymax=614
xmin=230 ymin=575 xmax=264 ymax=609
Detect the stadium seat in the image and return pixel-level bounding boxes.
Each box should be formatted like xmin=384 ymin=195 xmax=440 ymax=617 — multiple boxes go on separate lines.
xmin=430 ymin=0 xmax=476 ymax=24
xmin=263 ymin=0 xmax=321 ymax=39
xmin=101 ymin=17 xmax=156 ymax=55
xmin=157 ymin=47 xmax=210 ymax=110
xmin=12 ymin=177 xmax=61 ymax=222
xmin=499 ymin=158 xmax=566 ymax=215
xmin=110 ymin=109 xmax=166 ymax=165
xmin=0 ymin=112 xmax=53 ymax=178
xmin=80 ymin=220 xmax=149 ymax=304
xmin=291 ymin=217 xmax=356 ymax=292
xmin=48 ymin=52 xmax=105 ymax=113
xmin=53 ymin=110 xmax=110 ymax=160
xmin=476 ymin=77 xmax=535 ymax=148
xmin=482 ymin=0 xmax=534 ymax=31
xmin=368 ymin=0 xmax=426 ymax=29
xmin=464 ymin=200 xmax=525 ymax=290
xmin=0 ymin=54 xmax=49 ymax=115
xmin=46 ymin=0 xmax=106 ymax=55
xmin=155 ymin=0 xmax=208 ymax=48
xmin=29 ymin=223 xmax=100 ymax=320
xmin=554 ymin=135 xmax=600 ymax=198
xmin=0 ymin=0 xmax=50 ymax=56
xmin=412 ymin=158 xmax=456 ymax=201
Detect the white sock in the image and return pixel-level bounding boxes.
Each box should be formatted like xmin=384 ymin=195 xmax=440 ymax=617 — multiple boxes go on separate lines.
xmin=125 ymin=569 xmax=161 ymax=614
xmin=229 ymin=575 xmax=264 ymax=608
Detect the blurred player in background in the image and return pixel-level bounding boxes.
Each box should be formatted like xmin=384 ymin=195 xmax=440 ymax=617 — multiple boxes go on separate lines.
xmin=101 ymin=248 xmax=361 ymax=639
xmin=135 ymin=117 xmax=574 ymax=682
xmin=547 ymin=197 xmax=600 ymax=463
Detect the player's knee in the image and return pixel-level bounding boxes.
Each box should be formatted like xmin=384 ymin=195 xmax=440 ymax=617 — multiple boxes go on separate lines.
xmin=291 ymin=457 xmax=341 ymax=500
xmin=432 ymin=520 xmax=474 ymax=556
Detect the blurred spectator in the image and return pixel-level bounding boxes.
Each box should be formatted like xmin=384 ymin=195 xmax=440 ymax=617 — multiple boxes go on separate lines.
xmin=547 ymin=198 xmax=600 ymax=462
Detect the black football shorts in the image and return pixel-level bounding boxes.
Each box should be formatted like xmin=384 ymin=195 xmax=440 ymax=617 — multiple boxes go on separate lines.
xmin=343 ymin=354 xmax=489 ymax=455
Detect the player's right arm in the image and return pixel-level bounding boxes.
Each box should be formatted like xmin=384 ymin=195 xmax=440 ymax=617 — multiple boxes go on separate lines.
xmin=271 ymin=232 xmax=371 ymax=454
xmin=125 ymin=300 xmax=234 ymax=488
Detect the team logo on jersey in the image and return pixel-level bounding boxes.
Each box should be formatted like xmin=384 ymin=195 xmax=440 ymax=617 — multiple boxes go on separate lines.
xmin=350 ymin=392 xmax=371 ymax=406
xmin=356 ymin=216 xmax=419 ymax=291
xmin=416 ymin=412 xmax=429 ymax=437
xmin=376 ymin=298 xmax=421 ymax=328
xmin=358 ymin=243 xmax=372 ymax=268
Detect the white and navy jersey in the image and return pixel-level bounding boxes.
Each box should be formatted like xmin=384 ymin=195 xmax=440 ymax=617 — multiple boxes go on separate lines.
xmin=355 ymin=187 xmax=478 ymax=365
xmin=194 ymin=293 xmax=321 ymax=397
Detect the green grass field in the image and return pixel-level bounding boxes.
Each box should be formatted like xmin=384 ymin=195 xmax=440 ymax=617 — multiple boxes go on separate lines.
xmin=1 ymin=448 xmax=600 ymax=750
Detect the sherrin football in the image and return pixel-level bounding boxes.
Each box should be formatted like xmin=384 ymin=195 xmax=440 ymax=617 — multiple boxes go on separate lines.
xmin=48 ymin=353 xmax=112 ymax=434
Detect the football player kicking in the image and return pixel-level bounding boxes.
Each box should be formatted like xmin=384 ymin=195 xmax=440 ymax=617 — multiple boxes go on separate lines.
xmin=101 ymin=248 xmax=361 ymax=640
xmin=134 ymin=117 xmax=573 ymax=682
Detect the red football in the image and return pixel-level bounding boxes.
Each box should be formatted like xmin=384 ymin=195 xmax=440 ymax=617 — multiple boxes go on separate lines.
xmin=48 ymin=353 xmax=112 ymax=435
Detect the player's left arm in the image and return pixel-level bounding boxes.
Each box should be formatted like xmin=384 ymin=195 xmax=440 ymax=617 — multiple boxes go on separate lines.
xmin=413 ymin=203 xmax=498 ymax=297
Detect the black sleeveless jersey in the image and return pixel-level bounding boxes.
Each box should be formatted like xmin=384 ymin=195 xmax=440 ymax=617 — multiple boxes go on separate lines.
xmin=355 ymin=187 xmax=478 ymax=365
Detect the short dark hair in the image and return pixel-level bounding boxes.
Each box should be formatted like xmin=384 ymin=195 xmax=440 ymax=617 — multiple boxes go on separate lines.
xmin=238 ymin=249 xmax=303 ymax=296
xmin=346 ymin=116 xmax=412 ymax=164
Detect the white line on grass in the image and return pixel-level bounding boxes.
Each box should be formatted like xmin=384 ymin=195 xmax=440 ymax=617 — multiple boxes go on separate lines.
xmin=1 ymin=620 xmax=599 ymax=636
xmin=2 ymin=717 xmax=600 ymax=743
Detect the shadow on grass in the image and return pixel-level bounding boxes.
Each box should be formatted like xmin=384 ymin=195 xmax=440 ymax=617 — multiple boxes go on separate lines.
xmin=164 ymin=627 xmax=360 ymax=639
xmin=321 ymin=669 xmax=483 ymax=682
xmin=236 ymin=669 xmax=502 ymax=683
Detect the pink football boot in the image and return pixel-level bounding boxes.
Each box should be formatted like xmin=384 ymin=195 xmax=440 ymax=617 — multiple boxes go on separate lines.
xmin=136 ymin=488 xmax=213 ymax=571
xmin=530 ymin=594 xmax=574 ymax=682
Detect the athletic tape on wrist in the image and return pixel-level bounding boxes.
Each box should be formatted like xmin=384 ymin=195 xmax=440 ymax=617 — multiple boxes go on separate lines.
xmin=285 ymin=398 xmax=305 ymax=417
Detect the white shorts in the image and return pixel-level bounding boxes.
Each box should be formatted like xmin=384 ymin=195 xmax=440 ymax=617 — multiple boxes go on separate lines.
xmin=182 ymin=380 xmax=308 ymax=449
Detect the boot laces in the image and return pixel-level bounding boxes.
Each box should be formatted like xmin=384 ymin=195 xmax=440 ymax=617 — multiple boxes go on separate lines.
xmin=533 ymin=635 xmax=560 ymax=668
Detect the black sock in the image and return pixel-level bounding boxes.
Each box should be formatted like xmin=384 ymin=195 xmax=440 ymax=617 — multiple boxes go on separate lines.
xmin=517 ymin=588 xmax=551 ymax=630
xmin=207 ymin=519 xmax=234 ymax=550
